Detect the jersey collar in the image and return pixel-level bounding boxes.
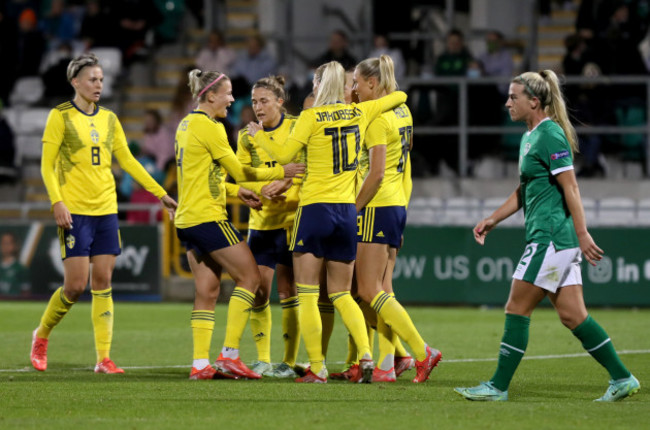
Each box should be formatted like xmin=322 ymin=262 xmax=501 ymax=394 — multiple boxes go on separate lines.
xmin=263 ymin=113 xmax=284 ymax=132
xmin=526 ymin=117 xmax=551 ymax=135
xmin=70 ymin=100 xmax=99 ymax=116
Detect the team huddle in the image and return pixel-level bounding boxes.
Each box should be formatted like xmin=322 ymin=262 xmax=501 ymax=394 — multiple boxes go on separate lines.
xmin=29 ymin=52 xmax=640 ymax=400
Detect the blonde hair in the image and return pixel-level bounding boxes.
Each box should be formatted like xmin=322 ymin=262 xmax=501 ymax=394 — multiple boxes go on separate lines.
xmin=513 ymin=70 xmax=578 ymax=153
xmin=188 ymin=69 xmax=230 ymax=102
xmin=355 ymin=54 xmax=397 ymax=95
xmin=313 ymin=61 xmax=345 ymax=107
xmin=252 ymin=75 xmax=287 ymax=112
xmin=67 ymin=52 xmax=100 ymax=82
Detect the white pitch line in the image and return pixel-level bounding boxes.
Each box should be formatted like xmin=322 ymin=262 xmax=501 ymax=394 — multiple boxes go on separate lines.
xmin=2 ymin=349 xmax=649 ymax=373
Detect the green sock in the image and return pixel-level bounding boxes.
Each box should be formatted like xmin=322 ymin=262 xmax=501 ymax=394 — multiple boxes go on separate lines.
xmin=490 ymin=313 xmax=530 ymax=392
xmin=572 ymin=315 xmax=631 ymax=380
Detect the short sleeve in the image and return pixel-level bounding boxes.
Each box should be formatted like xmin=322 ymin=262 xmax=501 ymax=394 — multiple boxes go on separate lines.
xmin=542 ymin=129 xmax=573 ymax=175
xmin=288 ymin=110 xmax=313 ymax=146
xmin=364 ymin=116 xmax=389 ymax=149
xmin=203 ymin=120 xmax=233 ymax=161
xmin=42 ymin=108 xmax=64 ymax=148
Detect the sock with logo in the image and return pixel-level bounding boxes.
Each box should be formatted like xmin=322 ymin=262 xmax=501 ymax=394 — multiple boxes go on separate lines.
xmin=91 ymin=287 xmax=114 ymax=362
xmin=329 ymin=291 xmax=371 ymax=359
xmin=280 ymin=296 xmax=300 ymax=366
xmin=223 ymin=287 xmax=255 ymax=352
xmin=319 ymin=301 xmax=335 ymax=358
xmin=37 ymin=286 xmax=75 ymax=339
xmin=191 ymin=310 xmax=215 ymax=369
xmin=250 ymin=300 xmax=271 ymax=363
xmin=572 ymin=315 xmax=631 ymax=380
xmin=490 ymin=313 xmax=530 ymax=392
xmin=298 ymin=283 xmax=324 ymax=374
xmin=370 ymin=291 xmax=426 ymax=361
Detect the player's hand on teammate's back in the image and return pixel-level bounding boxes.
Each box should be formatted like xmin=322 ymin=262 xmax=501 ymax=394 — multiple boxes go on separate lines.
xmin=282 ymin=163 xmax=305 ymax=178
xmin=161 ymin=195 xmax=178 ymax=220
xmin=53 ymin=201 xmax=73 ymax=229
xmin=237 ymin=187 xmax=263 ymax=210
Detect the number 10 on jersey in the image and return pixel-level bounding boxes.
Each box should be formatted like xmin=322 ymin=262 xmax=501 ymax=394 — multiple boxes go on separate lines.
xmin=325 ymin=125 xmax=360 ymax=174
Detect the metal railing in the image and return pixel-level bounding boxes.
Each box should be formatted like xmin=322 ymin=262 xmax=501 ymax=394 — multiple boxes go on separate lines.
xmin=401 ymin=75 xmax=650 ymax=177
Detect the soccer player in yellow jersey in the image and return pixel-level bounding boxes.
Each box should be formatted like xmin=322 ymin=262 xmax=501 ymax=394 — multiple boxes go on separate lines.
xmin=248 ymin=61 xmax=407 ymax=383
xmin=234 ymin=75 xmax=304 ymax=378
xmin=353 ymin=55 xmax=442 ymax=383
xmin=174 ymin=69 xmax=304 ymax=380
xmin=30 ymin=53 xmax=177 ymax=374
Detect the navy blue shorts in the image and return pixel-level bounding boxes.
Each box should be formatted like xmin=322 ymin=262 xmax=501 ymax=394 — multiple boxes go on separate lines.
xmin=59 ymin=214 xmax=121 ymax=260
xmin=176 ymin=221 xmax=243 ymax=256
xmin=290 ymin=203 xmax=357 ymax=261
xmin=248 ymin=228 xmax=293 ymax=269
xmin=357 ymin=206 xmax=406 ymax=248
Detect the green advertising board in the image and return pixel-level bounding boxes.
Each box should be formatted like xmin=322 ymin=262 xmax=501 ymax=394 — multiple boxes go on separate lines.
xmin=0 ymin=222 xmax=161 ymax=300
xmin=394 ymin=226 xmax=650 ymax=306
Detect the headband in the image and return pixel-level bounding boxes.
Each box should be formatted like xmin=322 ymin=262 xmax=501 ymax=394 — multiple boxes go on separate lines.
xmin=517 ymin=75 xmax=539 ymax=99
xmin=198 ymin=74 xmax=225 ymax=99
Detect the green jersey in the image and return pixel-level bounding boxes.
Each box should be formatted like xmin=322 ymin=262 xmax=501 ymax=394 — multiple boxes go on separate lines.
xmin=0 ymin=260 xmax=29 ymax=295
xmin=518 ymin=118 xmax=578 ymax=249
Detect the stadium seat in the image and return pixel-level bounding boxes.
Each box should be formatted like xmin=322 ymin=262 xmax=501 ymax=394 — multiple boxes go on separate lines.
xmin=93 ymin=47 xmax=123 ymax=77
xmin=407 ymin=197 xmax=442 ymax=225
xmin=598 ymin=197 xmax=636 ymax=226
xmin=444 ymin=197 xmax=481 ymax=226
xmin=637 ymin=198 xmax=650 ymax=226
xmin=9 ymin=76 xmax=44 ymax=106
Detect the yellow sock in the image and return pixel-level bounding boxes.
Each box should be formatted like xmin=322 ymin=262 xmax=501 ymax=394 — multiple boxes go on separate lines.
xmin=280 ymin=296 xmax=300 ymax=366
xmin=318 ymin=301 xmax=334 ymax=358
xmin=344 ymin=333 xmax=359 ymax=366
xmin=329 ymin=291 xmax=371 ymax=359
xmin=223 ymin=287 xmax=255 ymax=350
xmin=367 ymin=325 xmax=376 ymax=356
xmin=376 ymin=315 xmax=396 ymax=371
xmin=37 ymin=286 xmax=75 ymax=338
xmin=297 ymin=283 xmax=323 ymax=374
xmin=389 ymin=293 xmax=409 ymax=358
xmin=355 ymin=296 xmax=376 ymax=356
xmin=91 ymin=287 xmax=114 ymax=362
xmin=191 ymin=310 xmax=215 ymax=360
xmin=371 ymin=291 xmax=426 ymax=361
xmin=250 ymin=300 xmax=271 ymax=363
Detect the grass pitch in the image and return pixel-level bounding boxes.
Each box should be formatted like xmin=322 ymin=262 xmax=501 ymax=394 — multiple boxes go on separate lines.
xmin=0 ymin=302 xmax=648 ymax=429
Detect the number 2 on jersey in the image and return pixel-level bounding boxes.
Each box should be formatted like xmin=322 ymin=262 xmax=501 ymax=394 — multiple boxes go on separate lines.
xmin=325 ymin=125 xmax=360 ymax=174
xmin=397 ymin=125 xmax=412 ymax=172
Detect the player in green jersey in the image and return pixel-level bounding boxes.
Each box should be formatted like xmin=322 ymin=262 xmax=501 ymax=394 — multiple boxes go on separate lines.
xmin=455 ymin=70 xmax=639 ymax=402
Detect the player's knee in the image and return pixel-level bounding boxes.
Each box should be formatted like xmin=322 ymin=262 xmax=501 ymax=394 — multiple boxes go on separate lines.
xmin=558 ymin=311 xmax=585 ymax=330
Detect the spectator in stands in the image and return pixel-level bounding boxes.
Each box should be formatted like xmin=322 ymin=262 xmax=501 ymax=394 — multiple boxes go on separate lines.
xmin=79 ymin=0 xmax=111 ymax=50
xmin=231 ymin=34 xmax=277 ymax=87
xmin=41 ymin=41 xmax=75 ymax=103
xmin=562 ymin=33 xmax=607 ymax=177
xmin=110 ymin=0 xmax=162 ymax=64
xmin=478 ymin=30 xmax=514 ymax=96
xmin=15 ymin=8 xmax=46 ymax=78
xmin=195 ymin=29 xmax=236 ymax=76
xmin=0 ymin=232 xmax=30 ymax=297
xmin=40 ymin=0 xmax=82 ymax=51
xmin=368 ymin=34 xmax=406 ymax=82
xmin=0 ymin=101 xmax=17 ymax=183
xmin=313 ymin=30 xmax=357 ymax=71
xmin=427 ymin=28 xmax=473 ymax=174
xmin=166 ymin=66 xmax=196 ymax=134
xmin=118 ymin=141 xmax=164 ymax=218
xmin=0 ymin=8 xmax=18 ymax=106
xmin=141 ymin=109 xmax=175 ymax=172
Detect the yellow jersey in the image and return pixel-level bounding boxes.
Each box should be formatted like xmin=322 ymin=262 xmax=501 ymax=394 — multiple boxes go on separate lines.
xmin=237 ymin=113 xmax=305 ymax=230
xmin=265 ymin=91 xmax=407 ymax=207
xmin=41 ymin=101 xmax=166 ymax=215
xmin=174 ymin=110 xmax=284 ymax=228
xmin=358 ymin=103 xmax=413 ymax=207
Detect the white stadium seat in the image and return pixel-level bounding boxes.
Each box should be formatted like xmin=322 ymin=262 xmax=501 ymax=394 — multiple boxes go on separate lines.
xmin=9 ymin=76 xmax=44 ymax=106
xmin=598 ymin=197 xmax=636 ymax=226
